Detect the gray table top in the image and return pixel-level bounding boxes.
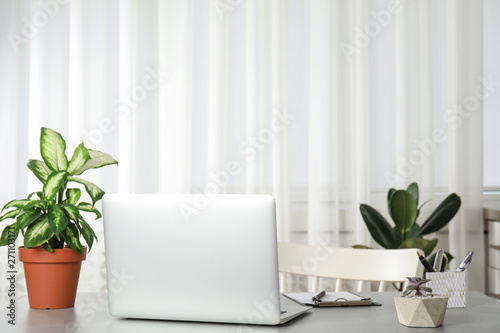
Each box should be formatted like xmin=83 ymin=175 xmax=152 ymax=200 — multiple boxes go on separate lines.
xmin=2 ymin=291 xmax=499 ymax=333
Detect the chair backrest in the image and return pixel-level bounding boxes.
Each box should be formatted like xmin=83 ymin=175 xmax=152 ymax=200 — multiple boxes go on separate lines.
xmin=278 ymin=242 xmax=422 ymax=292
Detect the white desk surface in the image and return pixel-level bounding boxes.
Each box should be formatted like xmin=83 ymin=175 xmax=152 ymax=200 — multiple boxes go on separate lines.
xmin=2 ymin=292 xmax=499 ymax=333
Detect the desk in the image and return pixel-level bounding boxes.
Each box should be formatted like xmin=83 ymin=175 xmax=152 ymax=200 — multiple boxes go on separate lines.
xmin=2 ymin=292 xmax=499 ymax=333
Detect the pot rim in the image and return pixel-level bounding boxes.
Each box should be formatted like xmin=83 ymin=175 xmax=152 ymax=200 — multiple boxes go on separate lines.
xmin=394 ymin=295 xmax=449 ymax=300
xmin=18 ymin=246 xmax=87 ymax=263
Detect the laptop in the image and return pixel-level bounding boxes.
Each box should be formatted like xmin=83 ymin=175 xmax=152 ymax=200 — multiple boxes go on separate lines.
xmin=102 ymin=194 xmax=310 ymax=325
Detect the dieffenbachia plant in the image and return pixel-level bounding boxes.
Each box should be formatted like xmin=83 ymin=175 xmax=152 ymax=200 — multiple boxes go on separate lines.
xmin=0 ymin=127 xmax=117 ymax=254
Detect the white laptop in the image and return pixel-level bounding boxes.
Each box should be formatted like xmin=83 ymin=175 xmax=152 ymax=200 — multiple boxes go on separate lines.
xmin=102 ymin=194 xmax=310 ymax=325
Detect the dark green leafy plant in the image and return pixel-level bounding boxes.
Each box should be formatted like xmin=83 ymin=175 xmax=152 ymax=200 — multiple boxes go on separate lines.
xmin=355 ymin=183 xmax=461 ymax=257
xmin=403 ymin=277 xmax=432 ymax=297
xmin=0 ymin=127 xmax=117 ymax=254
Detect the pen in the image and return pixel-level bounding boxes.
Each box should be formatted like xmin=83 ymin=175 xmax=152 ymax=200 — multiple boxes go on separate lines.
xmin=417 ymin=251 xmax=435 ymax=272
xmin=440 ymin=253 xmax=448 ymax=272
xmin=312 ymin=290 xmax=326 ymax=303
xmin=456 ymin=251 xmax=474 ymax=272
xmin=433 ymin=248 xmax=444 ymax=271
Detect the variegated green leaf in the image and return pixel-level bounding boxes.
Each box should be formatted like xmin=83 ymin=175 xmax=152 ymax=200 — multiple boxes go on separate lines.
xmin=77 ymin=202 xmax=102 ymax=219
xmin=26 ymin=159 xmax=52 ymax=184
xmin=61 ymin=223 xmax=83 ymax=254
xmin=2 ymin=199 xmax=30 ymax=213
xmin=67 ymin=143 xmax=91 ymax=175
xmin=28 ymin=191 xmax=42 ymax=200
xmin=42 ymin=242 xmax=53 ymax=252
xmin=65 ymin=188 xmax=81 ymax=205
xmin=47 ymin=205 xmax=69 ymax=238
xmin=79 ymin=219 xmax=95 ymax=252
xmin=69 ymin=177 xmax=104 ymax=206
xmin=79 ymin=216 xmax=97 ymax=239
xmin=73 ymin=149 xmax=118 ymax=176
xmin=17 ymin=207 xmax=42 ymax=229
xmin=40 ymin=127 xmax=68 ymax=171
xmin=0 ymin=223 xmax=19 ymax=246
xmin=0 ymin=209 xmax=22 ymax=223
xmin=20 ymin=200 xmax=44 ymax=211
xmin=42 ymin=171 xmax=69 ymax=201
xmin=62 ymin=203 xmax=80 ymax=222
xmin=24 ymin=215 xmax=54 ymax=247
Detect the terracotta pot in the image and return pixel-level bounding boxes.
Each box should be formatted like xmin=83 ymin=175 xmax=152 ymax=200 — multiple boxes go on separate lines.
xmin=19 ymin=246 xmax=87 ymax=309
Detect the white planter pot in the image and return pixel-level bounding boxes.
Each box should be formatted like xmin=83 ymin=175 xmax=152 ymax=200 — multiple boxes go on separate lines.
xmin=394 ymin=296 xmax=448 ymax=327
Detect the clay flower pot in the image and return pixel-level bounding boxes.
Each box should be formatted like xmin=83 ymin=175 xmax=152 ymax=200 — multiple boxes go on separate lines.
xmin=394 ymin=295 xmax=448 ymax=327
xmin=19 ymin=246 xmax=87 ymax=309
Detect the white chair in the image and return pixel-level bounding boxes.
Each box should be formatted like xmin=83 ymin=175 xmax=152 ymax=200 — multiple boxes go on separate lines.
xmin=278 ymin=242 xmax=422 ymax=292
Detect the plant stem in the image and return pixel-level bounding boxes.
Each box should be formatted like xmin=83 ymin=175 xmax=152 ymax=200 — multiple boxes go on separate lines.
xmin=58 ymin=184 xmax=65 ymax=205
xmin=48 ymin=236 xmax=64 ymax=249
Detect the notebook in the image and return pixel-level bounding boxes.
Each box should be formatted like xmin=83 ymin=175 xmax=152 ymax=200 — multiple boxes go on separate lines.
xmin=102 ymin=194 xmax=311 ymax=325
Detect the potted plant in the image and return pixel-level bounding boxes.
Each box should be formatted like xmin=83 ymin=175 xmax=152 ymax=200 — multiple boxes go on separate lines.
xmin=394 ymin=277 xmax=448 ymax=327
xmin=0 ymin=127 xmax=117 ymax=309
xmin=354 ymin=183 xmax=461 ymax=262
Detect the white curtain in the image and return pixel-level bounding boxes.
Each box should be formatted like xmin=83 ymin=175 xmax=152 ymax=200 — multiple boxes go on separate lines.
xmin=0 ymin=0 xmax=485 ymax=296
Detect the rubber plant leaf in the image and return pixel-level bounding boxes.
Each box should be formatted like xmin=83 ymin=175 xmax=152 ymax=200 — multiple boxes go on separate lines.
xmin=26 ymin=159 xmax=51 ymax=184
xmin=427 ymin=251 xmax=454 ymax=269
xmin=40 ymin=127 xmax=68 ymax=171
xmin=72 ymin=149 xmax=118 ymax=176
xmin=389 ymin=190 xmax=417 ymax=238
xmin=405 ymin=223 xmax=420 ymax=239
xmin=359 ymin=204 xmax=398 ymax=249
xmin=399 ymin=237 xmax=438 ymax=257
xmin=414 ymin=193 xmax=461 ymax=237
xmin=67 ymin=143 xmax=91 ymax=175
xmin=387 ymin=188 xmax=396 ymax=220
xmin=24 ymin=215 xmax=54 ymax=247
xmin=406 ymin=182 xmax=419 ymax=206
xmin=391 ymin=226 xmax=402 ymax=245
xmin=352 ymin=244 xmax=372 ymax=249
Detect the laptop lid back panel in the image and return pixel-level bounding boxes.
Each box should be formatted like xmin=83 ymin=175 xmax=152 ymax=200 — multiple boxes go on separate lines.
xmin=103 ymin=194 xmax=281 ymax=325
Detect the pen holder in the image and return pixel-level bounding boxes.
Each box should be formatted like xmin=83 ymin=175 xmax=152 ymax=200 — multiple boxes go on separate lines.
xmin=426 ymin=271 xmax=466 ymax=308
